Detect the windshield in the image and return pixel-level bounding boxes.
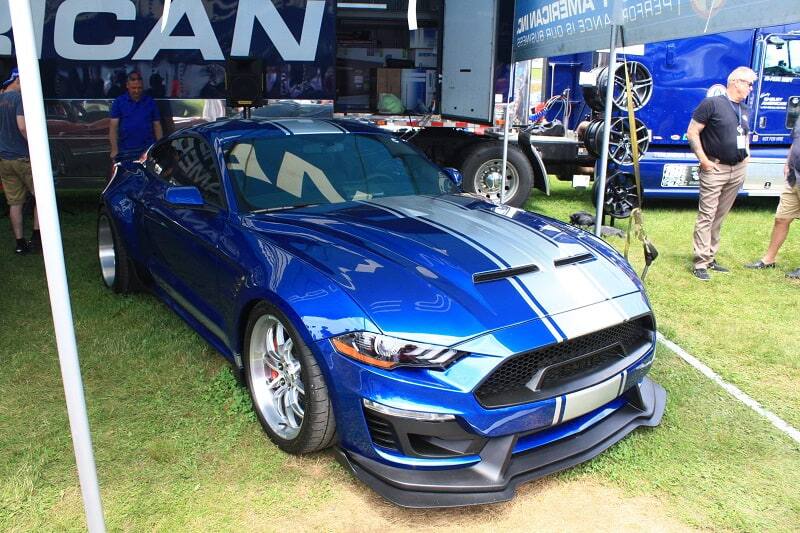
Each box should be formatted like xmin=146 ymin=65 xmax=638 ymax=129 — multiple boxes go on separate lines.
xmin=226 ymin=133 xmax=457 ymax=211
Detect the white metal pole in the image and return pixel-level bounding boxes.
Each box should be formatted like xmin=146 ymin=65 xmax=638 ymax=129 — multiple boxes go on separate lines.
xmin=9 ymin=1 xmax=106 ymax=531
xmin=500 ymin=62 xmax=516 ymax=205
xmin=594 ymin=24 xmax=618 ymax=236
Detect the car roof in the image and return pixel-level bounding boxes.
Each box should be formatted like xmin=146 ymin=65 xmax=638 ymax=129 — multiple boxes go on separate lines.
xmin=180 ymin=117 xmax=389 ymax=148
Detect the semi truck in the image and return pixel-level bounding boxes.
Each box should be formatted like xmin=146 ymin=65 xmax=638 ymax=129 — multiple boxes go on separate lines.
xmin=539 ymin=23 xmax=800 ymax=216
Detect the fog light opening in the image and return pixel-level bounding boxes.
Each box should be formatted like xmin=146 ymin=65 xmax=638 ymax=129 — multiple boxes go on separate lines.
xmin=362 ymin=399 xmax=455 ymax=422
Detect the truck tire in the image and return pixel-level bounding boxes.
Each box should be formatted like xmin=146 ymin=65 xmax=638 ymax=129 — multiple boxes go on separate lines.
xmin=460 ymin=142 xmax=534 ymax=207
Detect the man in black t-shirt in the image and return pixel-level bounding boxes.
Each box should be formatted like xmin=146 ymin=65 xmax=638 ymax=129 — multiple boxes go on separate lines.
xmin=686 ymin=66 xmax=758 ymax=281
xmin=745 ymin=120 xmax=800 ymax=280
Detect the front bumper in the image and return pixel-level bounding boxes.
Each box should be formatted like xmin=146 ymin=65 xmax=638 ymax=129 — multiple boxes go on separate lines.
xmin=336 ymin=377 xmax=666 ymax=508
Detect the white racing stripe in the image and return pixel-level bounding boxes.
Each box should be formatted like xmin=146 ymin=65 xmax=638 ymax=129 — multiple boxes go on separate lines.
xmin=561 ymin=373 xmax=623 ymax=423
xmin=552 ymin=395 xmax=563 ymax=425
xmin=657 ymin=332 xmax=800 ymax=444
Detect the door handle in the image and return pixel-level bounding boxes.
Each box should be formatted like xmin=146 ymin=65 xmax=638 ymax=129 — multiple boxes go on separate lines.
xmin=759 ymin=116 xmax=767 ymax=129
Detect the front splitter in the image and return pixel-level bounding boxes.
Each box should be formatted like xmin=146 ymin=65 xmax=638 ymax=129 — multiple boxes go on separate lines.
xmin=336 ymin=377 xmax=666 ymax=508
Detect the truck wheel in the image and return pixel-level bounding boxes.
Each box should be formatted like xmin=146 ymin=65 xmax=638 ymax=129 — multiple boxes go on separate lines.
xmin=460 ymin=143 xmax=533 ymax=207
xmin=592 ymin=171 xmax=640 ymax=219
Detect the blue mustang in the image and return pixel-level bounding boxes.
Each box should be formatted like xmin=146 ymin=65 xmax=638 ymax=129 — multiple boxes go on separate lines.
xmin=98 ymin=118 xmax=665 ymax=507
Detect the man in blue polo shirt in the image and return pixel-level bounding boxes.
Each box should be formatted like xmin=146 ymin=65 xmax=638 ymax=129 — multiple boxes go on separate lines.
xmin=109 ymin=71 xmax=162 ymax=162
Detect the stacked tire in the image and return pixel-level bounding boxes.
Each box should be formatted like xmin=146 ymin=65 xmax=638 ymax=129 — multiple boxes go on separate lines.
xmin=581 ymin=61 xmax=653 ymax=219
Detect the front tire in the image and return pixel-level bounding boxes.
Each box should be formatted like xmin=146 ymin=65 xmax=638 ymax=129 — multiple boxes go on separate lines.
xmin=243 ymin=302 xmax=336 ymax=454
xmin=460 ymin=142 xmax=534 ymax=207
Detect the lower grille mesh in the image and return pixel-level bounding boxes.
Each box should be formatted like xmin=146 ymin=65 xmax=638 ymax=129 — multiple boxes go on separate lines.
xmin=475 ymin=317 xmax=653 ymax=408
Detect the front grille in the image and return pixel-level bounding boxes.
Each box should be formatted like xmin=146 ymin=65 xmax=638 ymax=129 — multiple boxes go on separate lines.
xmin=475 ymin=317 xmax=653 ymax=408
xmin=364 ymin=410 xmax=400 ymax=451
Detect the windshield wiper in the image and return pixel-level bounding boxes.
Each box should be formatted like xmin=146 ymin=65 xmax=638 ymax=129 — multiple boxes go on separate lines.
xmin=250 ymin=203 xmax=320 ymax=213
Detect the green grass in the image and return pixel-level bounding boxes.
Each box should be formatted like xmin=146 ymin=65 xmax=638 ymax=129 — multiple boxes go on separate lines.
xmin=0 ymin=186 xmax=798 ymax=531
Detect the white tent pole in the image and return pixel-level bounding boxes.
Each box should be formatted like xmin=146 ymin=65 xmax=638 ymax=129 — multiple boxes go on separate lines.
xmin=8 ymin=1 xmax=106 ymax=531
xmin=501 ymin=62 xmax=515 ymax=205
xmin=594 ymin=24 xmax=618 ymax=236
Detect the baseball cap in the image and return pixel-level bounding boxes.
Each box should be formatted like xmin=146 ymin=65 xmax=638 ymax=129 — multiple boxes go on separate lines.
xmin=2 ymin=67 xmax=19 ymax=88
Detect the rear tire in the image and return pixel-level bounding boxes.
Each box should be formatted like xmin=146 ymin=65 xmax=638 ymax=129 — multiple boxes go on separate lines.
xmin=460 ymin=143 xmax=533 ymax=207
xmin=97 ymin=207 xmax=139 ymax=293
xmin=243 ymin=301 xmax=336 ymax=454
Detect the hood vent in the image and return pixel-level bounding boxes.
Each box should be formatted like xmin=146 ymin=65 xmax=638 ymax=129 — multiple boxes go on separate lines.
xmin=554 ymin=253 xmax=595 ymax=268
xmin=473 ymin=264 xmax=539 ymax=284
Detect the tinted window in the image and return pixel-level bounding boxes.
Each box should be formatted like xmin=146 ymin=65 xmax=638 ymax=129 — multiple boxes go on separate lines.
xmin=226 ymin=133 xmax=456 ymax=212
xmin=149 ymin=136 xmax=223 ymax=207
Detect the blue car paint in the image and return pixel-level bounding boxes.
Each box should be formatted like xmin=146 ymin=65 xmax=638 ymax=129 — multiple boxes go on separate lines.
xmin=101 ymin=118 xmax=663 ymax=506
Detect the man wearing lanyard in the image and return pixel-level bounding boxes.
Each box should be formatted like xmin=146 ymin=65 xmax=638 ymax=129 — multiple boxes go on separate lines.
xmin=686 ymin=66 xmax=758 ymax=281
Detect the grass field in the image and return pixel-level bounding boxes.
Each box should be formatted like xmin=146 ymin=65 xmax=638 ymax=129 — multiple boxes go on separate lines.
xmin=1 ymin=183 xmax=798 ymax=531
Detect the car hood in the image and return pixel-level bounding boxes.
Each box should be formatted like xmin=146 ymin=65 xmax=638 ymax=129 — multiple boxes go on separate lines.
xmin=245 ymin=195 xmax=642 ymax=346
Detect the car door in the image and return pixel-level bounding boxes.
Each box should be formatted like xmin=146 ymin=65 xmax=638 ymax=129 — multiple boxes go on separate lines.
xmin=140 ymin=135 xmax=231 ymax=346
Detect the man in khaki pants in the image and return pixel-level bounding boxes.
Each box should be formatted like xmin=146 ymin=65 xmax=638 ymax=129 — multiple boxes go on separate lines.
xmin=0 ymin=67 xmax=39 ymax=255
xmin=686 ymin=66 xmax=758 ymax=281
xmin=745 ymin=119 xmax=800 ymax=280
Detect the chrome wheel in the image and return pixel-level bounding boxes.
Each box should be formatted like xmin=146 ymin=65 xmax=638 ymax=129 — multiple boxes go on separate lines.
xmin=473 ymin=159 xmax=520 ymax=204
xmin=97 ymin=214 xmax=116 ymax=288
xmin=247 ymin=314 xmax=305 ymax=440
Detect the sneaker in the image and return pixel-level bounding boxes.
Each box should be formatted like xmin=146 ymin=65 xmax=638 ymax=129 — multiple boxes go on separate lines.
xmin=708 ymin=260 xmax=730 ymax=273
xmin=692 ymin=268 xmax=711 ymax=281
xmin=14 ymin=240 xmax=30 ymax=255
xmin=745 ymin=259 xmax=776 ymax=269
xmin=787 ymin=268 xmax=800 ymax=280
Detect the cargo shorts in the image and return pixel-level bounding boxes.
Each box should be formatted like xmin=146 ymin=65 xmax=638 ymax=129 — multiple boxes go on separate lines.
xmin=0 ymin=158 xmax=34 ymax=206
xmin=775 ymin=181 xmax=800 ymax=219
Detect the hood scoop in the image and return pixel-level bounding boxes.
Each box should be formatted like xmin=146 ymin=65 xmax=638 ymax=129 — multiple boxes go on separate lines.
xmin=473 ymin=264 xmax=539 ymax=284
xmin=554 ymin=252 xmax=595 ymax=267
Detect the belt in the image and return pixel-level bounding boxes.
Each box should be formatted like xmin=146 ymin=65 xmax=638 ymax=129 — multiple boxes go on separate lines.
xmin=710 ymin=157 xmax=742 ymax=166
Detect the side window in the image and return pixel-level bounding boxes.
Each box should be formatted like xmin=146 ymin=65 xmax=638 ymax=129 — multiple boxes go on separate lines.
xmin=764 ymin=39 xmax=799 ymax=77
xmin=169 ymin=136 xmax=224 ymax=207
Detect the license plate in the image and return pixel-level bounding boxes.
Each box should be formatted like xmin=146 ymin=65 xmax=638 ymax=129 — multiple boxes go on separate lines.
xmin=661 ymin=164 xmax=700 ymax=187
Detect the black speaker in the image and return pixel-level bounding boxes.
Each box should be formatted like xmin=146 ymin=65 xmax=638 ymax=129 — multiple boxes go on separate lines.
xmin=225 ymin=57 xmax=264 ymax=108
xmin=0 ymin=56 xmax=15 ymax=86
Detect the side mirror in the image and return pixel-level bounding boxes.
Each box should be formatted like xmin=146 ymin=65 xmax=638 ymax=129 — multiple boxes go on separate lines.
xmin=164 ymin=186 xmax=204 ymax=207
xmin=442 ymin=167 xmax=463 ymax=189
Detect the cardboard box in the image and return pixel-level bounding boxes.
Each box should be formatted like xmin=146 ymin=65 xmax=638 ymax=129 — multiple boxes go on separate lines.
xmin=376 ymin=68 xmax=403 ymax=97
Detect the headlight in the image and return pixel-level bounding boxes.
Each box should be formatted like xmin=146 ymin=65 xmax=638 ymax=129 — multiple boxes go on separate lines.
xmin=331 ymin=332 xmax=465 ymax=369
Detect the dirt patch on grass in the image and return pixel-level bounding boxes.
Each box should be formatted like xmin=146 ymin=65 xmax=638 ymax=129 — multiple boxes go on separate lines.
xmin=240 ymin=474 xmax=694 ymax=532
